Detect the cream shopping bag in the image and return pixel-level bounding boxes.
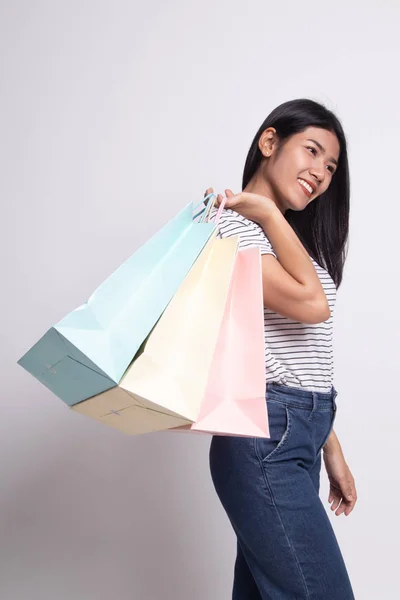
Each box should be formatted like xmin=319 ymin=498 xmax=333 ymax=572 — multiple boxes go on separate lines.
xmin=169 ymin=247 xmax=269 ymax=438
xmin=72 ymin=232 xmax=239 ymax=434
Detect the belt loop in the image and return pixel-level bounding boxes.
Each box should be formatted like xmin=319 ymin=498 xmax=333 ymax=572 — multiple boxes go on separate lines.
xmin=308 ymin=391 xmax=317 ymax=420
xmin=312 ymin=391 xmax=318 ymax=410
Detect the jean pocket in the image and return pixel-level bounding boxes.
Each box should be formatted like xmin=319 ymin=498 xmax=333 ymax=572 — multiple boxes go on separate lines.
xmin=317 ymin=403 xmax=337 ymax=455
xmin=254 ymin=399 xmax=292 ymax=463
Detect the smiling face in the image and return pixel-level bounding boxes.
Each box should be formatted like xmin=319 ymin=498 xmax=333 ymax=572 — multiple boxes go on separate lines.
xmin=251 ymin=126 xmax=341 ymax=213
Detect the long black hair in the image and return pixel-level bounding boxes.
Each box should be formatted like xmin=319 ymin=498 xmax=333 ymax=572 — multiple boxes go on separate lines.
xmin=242 ymin=98 xmax=350 ymax=288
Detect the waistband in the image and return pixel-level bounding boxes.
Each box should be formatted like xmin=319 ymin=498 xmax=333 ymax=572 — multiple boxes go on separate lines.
xmin=266 ymin=381 xmax=338 ymax=410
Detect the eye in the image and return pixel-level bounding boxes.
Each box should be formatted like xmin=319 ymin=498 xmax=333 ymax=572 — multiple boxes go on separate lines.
xmin=307 ymin=146 xmax=336 ymax=175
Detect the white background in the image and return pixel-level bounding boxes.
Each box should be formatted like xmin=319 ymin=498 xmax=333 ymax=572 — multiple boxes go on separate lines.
xmin=1 ymin=1 xmax=399 ymax=598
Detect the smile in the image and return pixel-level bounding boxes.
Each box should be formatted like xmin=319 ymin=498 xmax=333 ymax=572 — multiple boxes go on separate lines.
xmin=297 ymin=178 xmax=313 ymax=198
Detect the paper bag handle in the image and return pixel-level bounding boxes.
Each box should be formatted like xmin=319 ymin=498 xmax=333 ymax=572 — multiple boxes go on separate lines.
xmin=193 ymin=193 xmax=226 ymax=225
xmin=193 ymin=193 xmax=215 ymax=221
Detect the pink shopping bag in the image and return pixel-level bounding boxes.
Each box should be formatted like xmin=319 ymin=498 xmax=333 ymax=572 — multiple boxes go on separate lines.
xmin=169 ymin=246 xmax=270 ymax=438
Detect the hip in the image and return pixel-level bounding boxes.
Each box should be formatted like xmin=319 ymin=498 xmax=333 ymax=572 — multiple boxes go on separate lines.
xmin=254 ymin=381 xmax=338 ymax=465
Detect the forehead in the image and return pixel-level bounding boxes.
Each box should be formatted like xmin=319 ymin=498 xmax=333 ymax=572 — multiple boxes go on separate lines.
xmin=293 ymin=126 xmax=340 ymax=157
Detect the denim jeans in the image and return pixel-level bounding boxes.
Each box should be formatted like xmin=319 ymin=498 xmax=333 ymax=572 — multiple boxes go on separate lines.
xmin=209 ymin=382 xmax=355 ymax=599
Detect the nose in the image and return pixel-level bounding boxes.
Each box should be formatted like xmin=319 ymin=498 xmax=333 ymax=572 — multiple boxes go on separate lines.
xmin=309 ymin=162 xmax=325 ymax=184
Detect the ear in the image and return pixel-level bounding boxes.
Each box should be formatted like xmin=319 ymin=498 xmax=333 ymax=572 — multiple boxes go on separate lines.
xmin=259 ymin=127 xmax=277 ymax=158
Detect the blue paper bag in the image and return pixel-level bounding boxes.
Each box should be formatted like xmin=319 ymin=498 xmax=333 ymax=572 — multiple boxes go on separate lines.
xmin=18 ymin=199 xmax=218 ymax=406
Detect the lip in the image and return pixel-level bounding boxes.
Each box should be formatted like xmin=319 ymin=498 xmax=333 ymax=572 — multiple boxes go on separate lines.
xmin=298 ymin=177 xmax=316 ymax=193
xmin=298 ymin=180 xmax=312 ymax=198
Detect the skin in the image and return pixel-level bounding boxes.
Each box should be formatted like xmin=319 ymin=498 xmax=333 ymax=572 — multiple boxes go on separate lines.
xmin=205 ymin=126 xmax=357 ymax=517
xmin=243 ymin=125 xmax=341 ymax=214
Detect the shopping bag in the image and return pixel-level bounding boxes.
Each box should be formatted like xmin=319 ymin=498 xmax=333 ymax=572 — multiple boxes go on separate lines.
xmin=17 ymin=196 xmax=221 ymax=406
xmin=71 ymin=233 xmax=239 ymax=434
xmin=168 ymin=247 xmax=269 ymax=438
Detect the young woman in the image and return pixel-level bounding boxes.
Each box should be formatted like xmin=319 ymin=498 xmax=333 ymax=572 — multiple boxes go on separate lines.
xmin=207 ymin=99 xmax=357 ymax=599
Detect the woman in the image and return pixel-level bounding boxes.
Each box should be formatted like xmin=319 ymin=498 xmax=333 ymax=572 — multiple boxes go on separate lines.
xmin=207 ymin=98 xmax=357 ymax=599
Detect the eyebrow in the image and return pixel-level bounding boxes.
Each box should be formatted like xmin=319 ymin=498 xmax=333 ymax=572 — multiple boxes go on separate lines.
xmin=306 ymin=139 xmax=338 ymax=167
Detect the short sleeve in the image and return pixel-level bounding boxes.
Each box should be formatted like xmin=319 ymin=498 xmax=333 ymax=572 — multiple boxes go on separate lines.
xmin=209 ymin=207 xmax=277 ymax=259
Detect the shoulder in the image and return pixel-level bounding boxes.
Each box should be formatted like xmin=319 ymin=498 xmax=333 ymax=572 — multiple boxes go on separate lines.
xmin=209 ymin=207 xmax=263 ymax=233
xmin=208 ymin=207 xmax=277 ymax=258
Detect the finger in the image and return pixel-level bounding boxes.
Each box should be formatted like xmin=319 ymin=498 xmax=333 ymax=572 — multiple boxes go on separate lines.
xmin=225 ymin=188 xmax=235 ymax=198
xmin=329 ymin=488 xmax=342 ymax=511
xmin=335 ymin=499 xmax=348 ymax=516
xmin=336 ymin=496 xmax=355 ymax=517
xmin=333 ymin=485 xmax=357 ymax=516
xmin=342 ymin=486 xmax=357 ymax=516
xmin=342 ymin=483 xmax=356 ymax=504
xmin=204 ymin=188 xmax=214 ymax=205
xmin=215 ymin=193 xmax=224 ymax=207
xmin=344 ymin=501 xmax=356 ymax=516
xmin=331 ymin=497 xmax=341 ymax=512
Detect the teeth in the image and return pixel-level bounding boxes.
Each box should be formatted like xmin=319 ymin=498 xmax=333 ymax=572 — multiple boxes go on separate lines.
xmin=298 ymin=179 xmax=313 ymax=194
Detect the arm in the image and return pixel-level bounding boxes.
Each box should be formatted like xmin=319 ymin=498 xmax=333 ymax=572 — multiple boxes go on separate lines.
xmin=259 ymin=207 xmax=330 ymax=324
xmin=323 ymin=428 xmax=341 ymax=453
xmin=205 ymin=187 xmax=330 ymax=324
xmin=323 ymin=429 xmax=358 ymax=516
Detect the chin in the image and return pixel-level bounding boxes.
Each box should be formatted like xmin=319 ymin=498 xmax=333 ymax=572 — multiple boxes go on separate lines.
xmin=286 ymin=196 xmax=309 ymax=212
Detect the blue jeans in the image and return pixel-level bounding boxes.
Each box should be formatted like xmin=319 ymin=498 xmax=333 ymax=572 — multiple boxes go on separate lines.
xmin=209 ymin=382 xmax=355 ymax=599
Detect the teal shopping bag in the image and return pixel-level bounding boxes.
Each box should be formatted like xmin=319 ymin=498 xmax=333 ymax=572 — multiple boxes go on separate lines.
xmin=18 ymin=197 xmax=221 ymax=406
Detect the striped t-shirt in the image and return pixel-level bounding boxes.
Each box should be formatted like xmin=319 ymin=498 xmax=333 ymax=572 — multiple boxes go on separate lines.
xmin=209 ymin=207 xmax=336 ymax=393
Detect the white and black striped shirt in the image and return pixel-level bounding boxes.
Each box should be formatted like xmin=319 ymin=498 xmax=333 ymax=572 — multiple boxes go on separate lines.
xmin=210 ymin=207 xmax=336 ymax=393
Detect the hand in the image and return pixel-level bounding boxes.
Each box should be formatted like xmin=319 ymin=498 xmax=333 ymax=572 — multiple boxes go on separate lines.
xmin=204 ymin=187 xmax=277 ymax=226
xmin=323 ymin=446 xmax=357 ymax=517
xmin=216 ymin=189 xmax=277 ymax=226
xmin=204 ymin=187 xmax=216 ymax=204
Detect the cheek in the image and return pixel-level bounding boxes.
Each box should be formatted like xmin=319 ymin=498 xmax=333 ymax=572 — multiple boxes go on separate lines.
xmin=270 ymin=157 xmax=296 ymax=189
xmin=314 ymin=178 xmax=332 ymax=201
xmin=323 ymin=176 xmax=333 ymax=192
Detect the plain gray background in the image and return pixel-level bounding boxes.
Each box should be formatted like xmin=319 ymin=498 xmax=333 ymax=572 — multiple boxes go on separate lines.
xmin=1 ymin=1 xmax=399 ymax=598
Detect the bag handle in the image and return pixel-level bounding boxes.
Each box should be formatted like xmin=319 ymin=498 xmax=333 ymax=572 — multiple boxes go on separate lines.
xmin=207 ymin=196 xmax=226 ymax=224
xmin=193 ymin=193 xmax=215 ymax=220
xmin=193 ymin=193 xmax=226 ymax=225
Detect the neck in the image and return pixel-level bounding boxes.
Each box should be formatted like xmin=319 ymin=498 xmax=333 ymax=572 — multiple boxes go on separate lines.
xmin=243 ymin=173 xmax=286 ymax=214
